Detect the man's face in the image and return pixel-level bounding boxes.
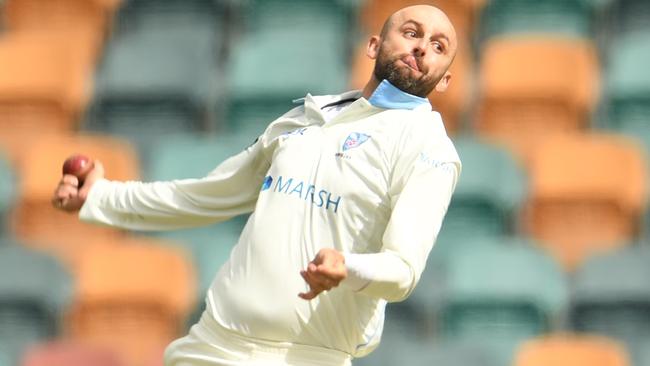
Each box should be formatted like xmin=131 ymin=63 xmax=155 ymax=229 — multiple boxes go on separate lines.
xmin=371 ymin=6 xmax=458 ymax=97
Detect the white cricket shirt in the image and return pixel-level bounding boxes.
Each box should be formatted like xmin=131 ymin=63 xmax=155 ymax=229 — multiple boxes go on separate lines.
xmin=80 ymin=83 xmax=461 ymax=358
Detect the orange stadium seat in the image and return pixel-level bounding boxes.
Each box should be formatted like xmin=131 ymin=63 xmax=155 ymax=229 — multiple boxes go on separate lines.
xmin=351 ymin=0 xmax=484 ymax=134
xmin=0 ymin=31 xmax=96 ymax=163
xmin=522 ymin=133 xmax=647 ymax=271
xmin=66 ymin=240 xmax=196 ymax=366
xmin=3 ymin=0 xmax=121 ymax=37
xmin=9 ymin=133 xmax=140 ymax=269
xmin=514 ymin=333 xmax=630 ymax=366
xmin=474 ymin=36 xmax=600 ymax=163
xmin=21 ymin=341 xmax=125 ymax=366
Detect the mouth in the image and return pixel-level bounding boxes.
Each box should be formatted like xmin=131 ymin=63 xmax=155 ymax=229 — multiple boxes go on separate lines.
xmin=401 ymin=55 xmax=420 ymax=72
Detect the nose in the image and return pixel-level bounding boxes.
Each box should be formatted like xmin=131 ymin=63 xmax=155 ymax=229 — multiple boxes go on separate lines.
xmin=412 ymin=39 xmax=427 ymax=57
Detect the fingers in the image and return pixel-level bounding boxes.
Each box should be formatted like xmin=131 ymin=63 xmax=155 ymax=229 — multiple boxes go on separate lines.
xmin=52 ymin=174 xmax=83 ymax=212
xmin=298 ymin=257 xmax=348 ymax=301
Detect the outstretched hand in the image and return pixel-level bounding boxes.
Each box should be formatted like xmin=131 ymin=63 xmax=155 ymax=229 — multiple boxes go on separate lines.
xmin=51 ymin=160 xmax=105 ymax=212
xmin=299 ymin=248 xmax=347 ymax=300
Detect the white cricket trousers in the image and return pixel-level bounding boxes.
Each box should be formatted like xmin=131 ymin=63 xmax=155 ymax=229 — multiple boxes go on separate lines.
xmin=164 ymin=311 xmax=353 ymax=366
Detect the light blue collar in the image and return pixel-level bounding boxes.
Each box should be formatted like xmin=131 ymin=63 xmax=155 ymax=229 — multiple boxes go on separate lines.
xmin=368 ymin=79 xmax=431 ymax=111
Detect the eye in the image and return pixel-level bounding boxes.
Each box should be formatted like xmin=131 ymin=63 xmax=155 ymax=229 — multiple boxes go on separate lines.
xmin=404 ymin=30 xmax=417 ymax=38
xmin=432 ymin=41 xmax=444 ymax=53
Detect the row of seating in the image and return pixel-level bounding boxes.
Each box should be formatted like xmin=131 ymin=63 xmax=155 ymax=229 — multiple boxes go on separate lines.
xmin=1 ymin=0 xmax=650 ymax=161
xmin=360 ymin=240 xmax=650 ymax=366
xmin=0 ymin=239 xmax=196 ymax=366
xmin=357 ymin=332 xmax=644 ymax=366
xmin=2 ymin=235 xmax=649 ymax=366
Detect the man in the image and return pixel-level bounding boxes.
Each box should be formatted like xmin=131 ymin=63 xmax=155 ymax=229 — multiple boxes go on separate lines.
xmin=53 ymin=5 xmax=461 ymax=365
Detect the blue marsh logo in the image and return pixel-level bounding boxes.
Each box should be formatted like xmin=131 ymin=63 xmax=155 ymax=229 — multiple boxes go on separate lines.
xmin=260 ymin=175 xmax=341 ymax=213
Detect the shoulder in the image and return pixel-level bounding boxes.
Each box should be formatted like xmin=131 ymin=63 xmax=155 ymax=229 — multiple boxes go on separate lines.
xmin=392 ymin=111 xmax=459 ymax=161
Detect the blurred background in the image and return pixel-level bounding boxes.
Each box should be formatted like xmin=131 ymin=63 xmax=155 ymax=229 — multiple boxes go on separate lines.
xmin=0 ymin=0 xmax=649 ymax=365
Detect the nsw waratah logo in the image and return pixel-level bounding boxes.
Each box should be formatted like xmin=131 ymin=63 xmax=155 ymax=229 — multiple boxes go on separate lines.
xmin=342 ymin=132 xmax=371 ymax=151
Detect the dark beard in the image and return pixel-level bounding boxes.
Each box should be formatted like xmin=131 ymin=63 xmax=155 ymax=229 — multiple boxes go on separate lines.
xmin=373 ymin=49 xmax=438 ymax=97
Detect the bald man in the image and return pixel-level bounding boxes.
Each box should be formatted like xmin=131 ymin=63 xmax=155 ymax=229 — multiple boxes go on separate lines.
xmin=53 ymin=5 xmax=461 ymax=366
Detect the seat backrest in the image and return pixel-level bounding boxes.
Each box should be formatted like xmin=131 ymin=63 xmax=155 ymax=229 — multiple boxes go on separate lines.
xmin=3 ymin=0 xmax=108 ymax=32
xmin=68 ymin=238 xmax=196 ymax=366
xmin=0 ymin=243 xmax=73 ymax=363
xmin=524 ymin=133 xmax=647 ymax=271
xmin=478 ymin=0 xmax=593 ymax=42
xmin=71 ymin=238 xmax=195 ymax=320
xmin=476 ymin=36 xmax=600 ymax=161
xmin=571 ymin=245 xmax=650 ymax=351
xmin=144 ymin=132 xmax=252 ymax=181
xmin=514 ymin=333 xmax=630 ymax=366
xmin=442 ymin=136 xmax=526 ymax=237
xmin=439 ymin=237 xmax=568 ymax=362
xmin=442 ymin=238 xmax=568 ymax=318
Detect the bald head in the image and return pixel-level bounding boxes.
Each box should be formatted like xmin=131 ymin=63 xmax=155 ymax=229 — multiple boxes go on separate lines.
xmin=380 ymin=5 xmax=458 ymax=57
xmin=365 ymin=5 xmax=458 ymax=97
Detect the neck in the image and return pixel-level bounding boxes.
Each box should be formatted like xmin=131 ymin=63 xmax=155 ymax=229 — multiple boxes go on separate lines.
xmin=361 ymin=76 xmax=381 ymax=99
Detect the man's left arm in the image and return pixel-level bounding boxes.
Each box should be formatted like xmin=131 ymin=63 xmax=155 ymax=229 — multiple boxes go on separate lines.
xmin=299 ymin=160 xmax=459 ymax=301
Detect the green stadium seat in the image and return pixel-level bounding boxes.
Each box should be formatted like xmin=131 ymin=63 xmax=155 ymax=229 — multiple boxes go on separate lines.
xmin=438 ymin=238 xmax=568 ymax=365
xmin=354 ymin=306 xmax=498 ymax=366
xmin=224 ymin=0 xmax=351 ymax=135
xmin=437 ymin=136 xmax=526 ymax=243
xmin=610 ymin=0 xmax=650 ymax=36
xmin=478 ymin=0 xmax=594 ymax=44
xmin=570 ymin=244 xmax=650 ymax=366
xmin=604 ymin=32 xmax=650 ymax=149
xmin=143 ymin=132 xmax=254 ymax=326
xmin=85 ymin=0 xmax=225 ymax=150
xmin=0 ymin=150 xmax=17 ymax=237
xmin=0 ymin=242 xmax=73 ymax=365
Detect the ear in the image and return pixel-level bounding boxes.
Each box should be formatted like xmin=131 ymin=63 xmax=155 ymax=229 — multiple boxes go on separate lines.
xmin=434 ymin=71 xmax=452 ymax=92
xmin=366 ymin=36 xmax=381 ymax=60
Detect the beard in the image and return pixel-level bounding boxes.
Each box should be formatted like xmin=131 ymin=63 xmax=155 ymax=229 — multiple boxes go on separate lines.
xmin=373 ymin=47 xmax=440 ymax=98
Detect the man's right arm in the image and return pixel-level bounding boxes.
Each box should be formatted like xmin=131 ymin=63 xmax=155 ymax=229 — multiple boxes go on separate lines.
xmin=53 ymin=138 xmax=271 ymax=231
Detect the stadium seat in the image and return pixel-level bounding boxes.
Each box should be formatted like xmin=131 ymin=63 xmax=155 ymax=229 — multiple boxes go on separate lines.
xmin=609 ymin=0 xmax=650 ymax=36
xmin=143 ymin=132 xmax=252 ymax=324
xmin=478 ymin=0 xmax=594 ymax=44
xmin=85 ymin=0 xmax=224 ymax=150
xmin=21 ymin=341 xmax=125 ymax=366
xmin=2 ymin=0 xmax=116 ymax=64
xmin=10 ymin=133 xmax=140 ymax=268
xmin=225 ymin=0 xmax=350 ymax=138
xmin=514 ymin=333 xmax=630 ymax=366
xmin=0 ymin=31 xmax=90 ymax=163
xmin=437 ymin=238 xmax=568 ymax=365
xmin=604 ymin=32 xmax=650 ymax=153
xmin=474 ymin=36 xmax=600 ymax=163
xmin=0 ymin=150 xmax=16 ymax=237
xmin=436 ymin=136 xmax=526 ymax=242
xmin=523 ymin=133 xmax=647 ymax=271
xmin=66 ymin=239 xmax=196 ymax=366
xmin=0 ymin=243 xmax=73 ymax=365
xmin=570 ymin=244 xmax=650 ymax=366
xmin=355 ymin=332 xmax=497 ymax=366
xmin=0 ymin=348 xmax=9 ymax=366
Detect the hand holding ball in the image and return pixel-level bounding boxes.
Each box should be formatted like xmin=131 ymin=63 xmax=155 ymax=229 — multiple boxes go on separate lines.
xmin=62 ymin=154 xmax=94 ymax=185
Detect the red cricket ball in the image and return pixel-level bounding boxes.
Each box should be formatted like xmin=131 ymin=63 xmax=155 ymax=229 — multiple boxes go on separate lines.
xmin=62 ymin=154 xmax=94 ymax=183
